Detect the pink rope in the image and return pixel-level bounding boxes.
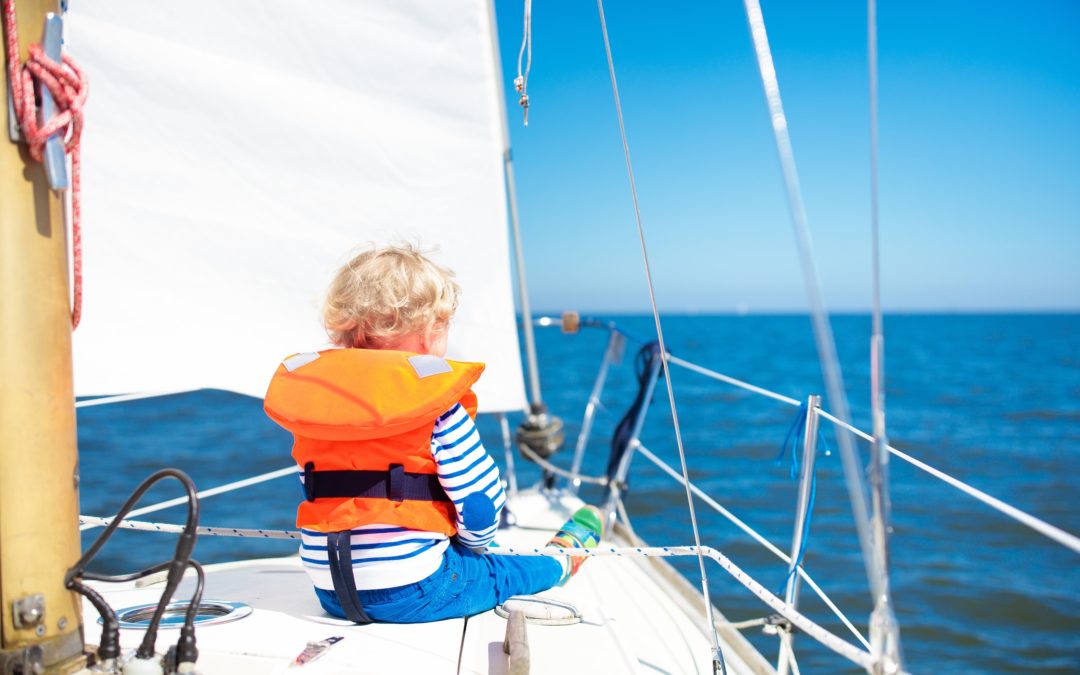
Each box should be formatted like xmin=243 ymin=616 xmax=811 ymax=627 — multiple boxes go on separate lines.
xmin=4 ymin=0 xmax=88 ymax=329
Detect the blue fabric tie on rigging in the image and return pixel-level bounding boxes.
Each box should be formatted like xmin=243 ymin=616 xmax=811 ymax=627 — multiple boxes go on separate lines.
xmin=606 ymin=341 xmax=663 ymax=488
xmin=774 ymin=402 xmax=830 ymax=595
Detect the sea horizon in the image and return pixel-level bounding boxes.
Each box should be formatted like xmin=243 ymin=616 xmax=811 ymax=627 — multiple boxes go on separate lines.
xmin=530 ymin=308 xmax=1080 ymax=317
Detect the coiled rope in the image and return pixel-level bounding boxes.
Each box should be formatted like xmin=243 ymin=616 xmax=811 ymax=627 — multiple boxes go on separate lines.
xmin=3 ymin=0 xmax=87 ymax=328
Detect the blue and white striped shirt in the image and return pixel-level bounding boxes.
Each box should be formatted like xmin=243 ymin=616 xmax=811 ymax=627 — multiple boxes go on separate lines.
xmin=300 ymin=403 xmax=506 ymax=590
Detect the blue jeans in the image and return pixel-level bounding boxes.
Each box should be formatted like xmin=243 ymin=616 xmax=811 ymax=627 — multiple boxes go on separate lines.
xmin=315 ymin=542 xmax=564 ymax=623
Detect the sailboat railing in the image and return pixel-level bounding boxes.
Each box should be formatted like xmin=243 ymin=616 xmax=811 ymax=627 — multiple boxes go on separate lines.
xmin=817 ymin=409 xmax=1080 ymax=554
xmin=532 ymin=317 xmax=1080 ymax=557
xmin=666 ymin=355 xmax=802 ymax=407
xmin=78 ymin=506 xmax=883 ymax=671
xmin=484 ymin=544 xmax=880 ymax=672
xmin=635 ymin=441 xmax=872 ymax=651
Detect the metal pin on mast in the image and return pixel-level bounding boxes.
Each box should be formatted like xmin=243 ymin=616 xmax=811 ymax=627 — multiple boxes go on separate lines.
xmin=39 ymin=12 xmax=69 ymax=191
xmin=514 ymin=75 xmax=529 ymax=126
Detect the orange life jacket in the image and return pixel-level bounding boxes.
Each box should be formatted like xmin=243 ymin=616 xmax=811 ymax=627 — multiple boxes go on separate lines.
xmin=264 ymin=348 xmax=484 ymax=536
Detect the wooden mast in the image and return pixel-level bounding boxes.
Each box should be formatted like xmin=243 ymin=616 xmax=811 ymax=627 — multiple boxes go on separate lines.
xmin=0 ymin=0 xmax=86 ymax=671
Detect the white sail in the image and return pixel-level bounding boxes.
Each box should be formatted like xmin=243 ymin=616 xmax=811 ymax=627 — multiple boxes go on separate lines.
xmin=67 ymin=0 xmax=527 ymax=413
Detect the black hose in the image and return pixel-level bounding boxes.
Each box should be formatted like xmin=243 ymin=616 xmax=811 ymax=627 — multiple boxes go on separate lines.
xmin=82 ymin=560 xmax=171 ymax=584
xmin=67 ymin=469 xmax=198 ymax=580
xmin=173 ymin=560 xmax=204 ymax=668
xmin=66 ymin=469 xmax=200 ymax=663
xmin=80 ymin=559 xmax=205 ymax=669
xmin=132 ymin=473 xmax=198 ymax=660
xmin=67 ymin=579 xmax=121 ymax=662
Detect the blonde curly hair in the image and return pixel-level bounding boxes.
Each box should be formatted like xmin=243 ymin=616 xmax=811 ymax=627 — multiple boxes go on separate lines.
xmin=323 ymin=244 xmax=461 ymax=349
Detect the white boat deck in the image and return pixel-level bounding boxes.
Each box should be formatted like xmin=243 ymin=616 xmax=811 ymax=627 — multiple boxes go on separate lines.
xmin=83 ymin=491 xmax=774 ymax=674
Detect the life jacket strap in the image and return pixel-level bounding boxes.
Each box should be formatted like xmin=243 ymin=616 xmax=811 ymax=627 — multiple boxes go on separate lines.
xmin=326 ymin=531 xmax=373 ymax=624
xmin=303 ymin=462 xmax=449 ymax=503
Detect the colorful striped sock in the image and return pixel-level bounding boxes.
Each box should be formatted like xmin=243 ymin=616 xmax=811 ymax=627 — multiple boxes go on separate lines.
xmin=548 ymin=505 xmax=605 ymax=585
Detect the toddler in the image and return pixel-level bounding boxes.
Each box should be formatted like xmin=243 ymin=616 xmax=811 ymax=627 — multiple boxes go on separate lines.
xmin=264 ymin=244 xmax=602 ymax=623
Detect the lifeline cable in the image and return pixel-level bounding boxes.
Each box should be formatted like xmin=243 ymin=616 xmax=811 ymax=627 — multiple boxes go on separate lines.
xmin=635 ymin=441 xmax=872 ymax=651
xmin=80 ymin=464 xmax=297 ymax=531
xmin=77 ymin=508 xmax=869 ymax=653
xmin=75 ymin=510 xmax=886 ymax=674
xmin=814 ymin=410 xmax=1080 ymax=555
xmin=485 ymin=545 xmax=884 ymax=673
xmin=79 ymin=516 xmax=301 ymax=539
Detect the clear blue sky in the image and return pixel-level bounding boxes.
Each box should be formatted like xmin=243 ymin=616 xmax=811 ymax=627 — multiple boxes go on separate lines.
xmin=492 ymin=1 xmax=1079 ymax=313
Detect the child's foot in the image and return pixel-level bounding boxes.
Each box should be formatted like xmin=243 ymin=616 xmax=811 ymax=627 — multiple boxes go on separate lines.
xmin=548 ymin=505 xmax=605 ymax=584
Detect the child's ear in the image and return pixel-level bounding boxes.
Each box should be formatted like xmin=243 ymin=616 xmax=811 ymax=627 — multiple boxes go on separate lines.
xmin=418 ymin=327 xmax=436 ymax=354
xmin=425 ymin=322 xmax=444 ymax=345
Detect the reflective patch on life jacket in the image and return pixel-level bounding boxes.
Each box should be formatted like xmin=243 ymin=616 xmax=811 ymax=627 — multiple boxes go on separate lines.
xmin=283 ymin=352 xmax=321 ymax=372
xmin=408 ymin=355 xmax=452 ymax=379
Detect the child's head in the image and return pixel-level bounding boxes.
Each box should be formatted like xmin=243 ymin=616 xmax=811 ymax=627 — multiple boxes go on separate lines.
xmin=323 ymin=244 xmax=460 ymax=355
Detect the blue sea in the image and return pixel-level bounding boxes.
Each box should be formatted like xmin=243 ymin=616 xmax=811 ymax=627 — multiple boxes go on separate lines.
xmin=77 ymin=314 xmax=1079 ymax=673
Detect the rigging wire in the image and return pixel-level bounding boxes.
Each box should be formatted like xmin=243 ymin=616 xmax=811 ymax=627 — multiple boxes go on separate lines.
xmin=514 ymin=0 xmax=532 ymax=125
xmin=592 ymin=1 xmax=725 ymax=670
xmin=866 ymin=0 xmax=904 ymax=668
xmin=739 ymin=0 xmax=885 ymax=617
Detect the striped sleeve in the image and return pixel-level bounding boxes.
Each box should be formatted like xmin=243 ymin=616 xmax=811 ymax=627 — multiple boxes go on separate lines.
xmin=431 ymin=403 xmax=505 ymax=549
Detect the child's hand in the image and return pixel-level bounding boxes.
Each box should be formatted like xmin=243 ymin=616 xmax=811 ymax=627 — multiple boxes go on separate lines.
xmin=461 ymin=493 xmax=497 ymax=532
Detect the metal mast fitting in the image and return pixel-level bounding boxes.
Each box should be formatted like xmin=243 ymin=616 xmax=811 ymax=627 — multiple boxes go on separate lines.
xmin=0 ymin=0 xmax=85 ymax=672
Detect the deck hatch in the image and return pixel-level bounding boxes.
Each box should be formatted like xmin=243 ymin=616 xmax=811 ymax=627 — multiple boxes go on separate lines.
xmin=106 ymin=600 xmax=253 ymax=629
